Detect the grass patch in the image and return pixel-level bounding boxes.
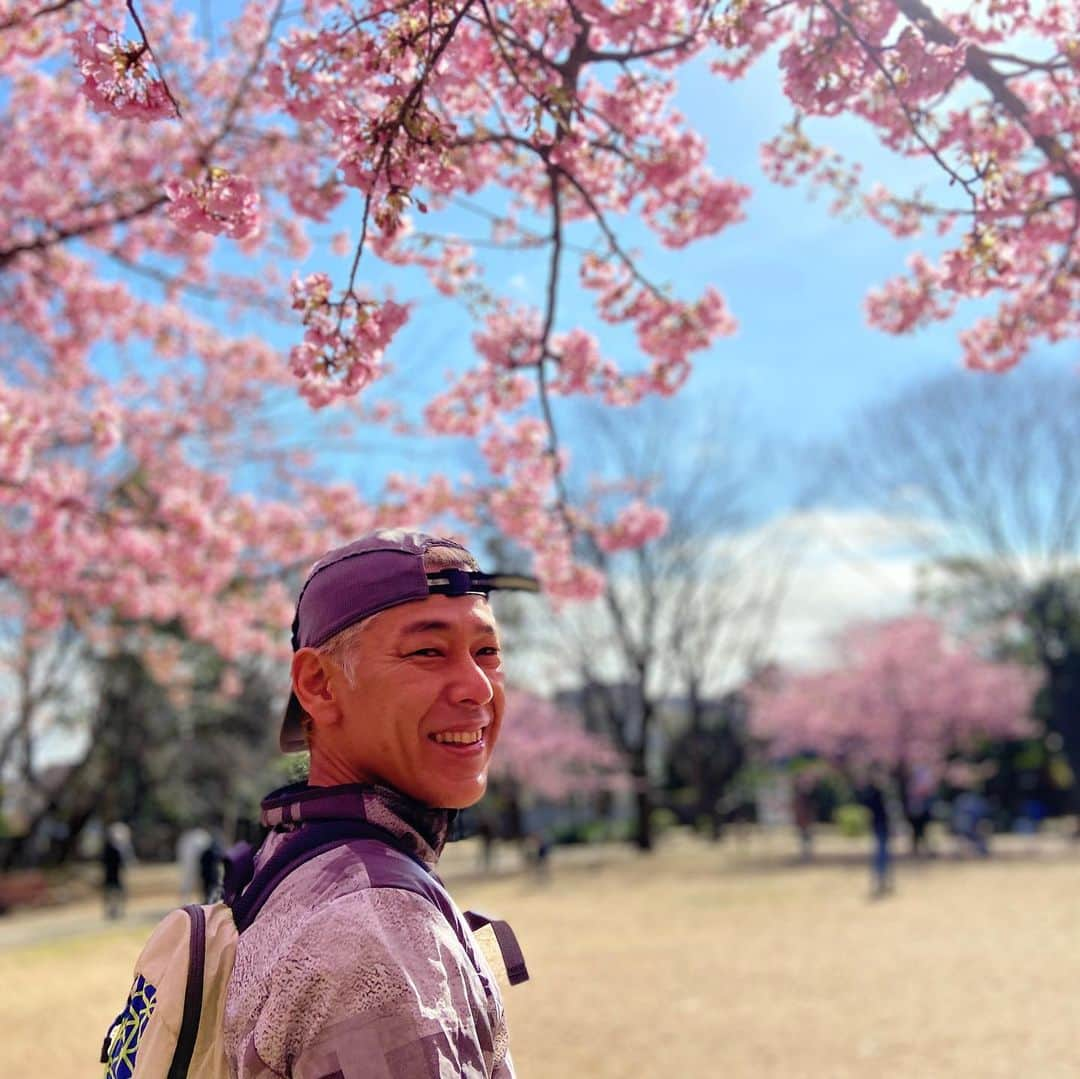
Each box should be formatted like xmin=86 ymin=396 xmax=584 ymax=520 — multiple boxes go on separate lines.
xmin=4 ymin=831 xmax=1080 ymax=1077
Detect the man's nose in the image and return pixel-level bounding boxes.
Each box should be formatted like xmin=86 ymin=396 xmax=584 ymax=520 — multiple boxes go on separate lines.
xmin=447 ymin=652 xmax=494 ymax=706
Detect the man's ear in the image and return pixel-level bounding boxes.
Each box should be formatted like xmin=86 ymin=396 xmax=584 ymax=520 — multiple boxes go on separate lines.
xmin=291 ymin=649 xmax=340 ymax=728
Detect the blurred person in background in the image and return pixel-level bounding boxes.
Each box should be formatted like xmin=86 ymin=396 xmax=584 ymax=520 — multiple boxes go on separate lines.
xmin=199 ymin=830 xmax=224 ymax=902
xmin=792 ymin=773 xmax=815 ymax=862
xmin=857 ymin=765 xmax=893 ymax=898
xmin=101 ymin=822 xmax=130 ymax=920
xmin=176 ymin=825 xmax=211 ymax=902
xmin=905 ymin=764 xmax=937 ymax=857
xmin=952 ymin=789 xmax=992 ymax=857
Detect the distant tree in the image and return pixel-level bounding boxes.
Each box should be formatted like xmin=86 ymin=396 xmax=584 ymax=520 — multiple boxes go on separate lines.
xmin=663 ymin=690 xmax=750 ymax=840
xmin=491 ymin=689 xmax=627 ymax=802
xmin=750 ymin=615 xmax=1038 ymax=841
xmin=2 ymin=622 xmax=282 ymax=868
xmin=0 ymin=591 xmax=87 ymax=788
xmin=543 ymin=398 xmax=794 ymax=850
xmin=835 ymin=369 xmax=1080 ymax=805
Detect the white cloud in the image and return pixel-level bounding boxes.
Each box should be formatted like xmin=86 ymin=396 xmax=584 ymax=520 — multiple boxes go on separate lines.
xmin=747 ymin=508 xmax=927 ymax=670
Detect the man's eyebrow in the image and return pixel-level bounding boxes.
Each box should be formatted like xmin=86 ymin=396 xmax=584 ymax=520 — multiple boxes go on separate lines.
xmin=397 ymin=619 xmax=498 ymax=637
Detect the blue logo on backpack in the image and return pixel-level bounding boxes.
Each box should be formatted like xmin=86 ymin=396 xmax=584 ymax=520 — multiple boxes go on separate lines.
xmin=106 ymin=974 xmax=158 ymax=1079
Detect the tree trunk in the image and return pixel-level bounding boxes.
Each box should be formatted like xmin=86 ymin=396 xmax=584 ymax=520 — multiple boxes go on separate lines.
xmin=2 ymin=746 xmax=99 ymax=869
xmin=1052 ymin=669 xmax=1080 ymax=831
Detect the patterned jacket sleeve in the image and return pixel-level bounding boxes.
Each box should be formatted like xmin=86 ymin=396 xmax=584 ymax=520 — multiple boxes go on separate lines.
xmin=239 ymin=887 xmax=510 ymax=1079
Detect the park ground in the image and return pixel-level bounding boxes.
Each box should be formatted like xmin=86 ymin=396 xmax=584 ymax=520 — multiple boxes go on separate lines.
xmin=2 ymin=828 xmax=1079 ymax=1078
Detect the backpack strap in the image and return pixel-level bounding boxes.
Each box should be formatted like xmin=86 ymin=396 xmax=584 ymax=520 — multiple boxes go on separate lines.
xmin=230 ymin=818 xmax=529 ymax=986
xmin=464 ymin=910 xmax=530 ymax=986
xmin=229 ymin=818 xmax=426 ymax=932
xmin=167 ymin=905 xmax=206 ymax=1079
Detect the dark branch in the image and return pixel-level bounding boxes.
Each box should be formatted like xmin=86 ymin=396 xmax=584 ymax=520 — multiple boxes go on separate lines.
xmin=126 ymin=0 xmax=184 ymax=118
xmin=0 ymin=0 xmax=80 ymax=33
xmin=894 ymin=0 xmax=1080 ymax=201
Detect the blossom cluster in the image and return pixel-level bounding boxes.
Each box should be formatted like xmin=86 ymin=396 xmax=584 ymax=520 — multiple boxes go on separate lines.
xmin=165 ymin=169 xmax=261 ymax=240
xmin=288 ymin=273 xmax=410 ymax=407
xmin=72 ymin=22 xmax=175 ymax=121
xmin=594 ymin=500 xmax=669 ymax=554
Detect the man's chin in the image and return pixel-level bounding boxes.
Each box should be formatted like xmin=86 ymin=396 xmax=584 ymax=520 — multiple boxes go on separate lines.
xmin=423 ymin=773 xmax=489 ymax=811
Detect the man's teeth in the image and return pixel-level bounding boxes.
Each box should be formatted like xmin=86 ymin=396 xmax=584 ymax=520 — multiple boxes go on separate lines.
xmin=432 ymin=730 xmax=484 ymax=745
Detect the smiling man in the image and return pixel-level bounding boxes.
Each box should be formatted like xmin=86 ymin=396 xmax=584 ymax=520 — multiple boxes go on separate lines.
xmin=223 ymin=530 xmax=535 ymax=1079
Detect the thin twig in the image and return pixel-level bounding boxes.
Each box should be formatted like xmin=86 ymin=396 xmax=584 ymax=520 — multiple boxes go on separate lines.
xmin=199 ymin=0 xmax=286 ymax=163
xmin=0 ymin=196 xmax=169 ymax=267
xmin=126 ymin=0 xmax=184 ymax=118
xmin=893 ymin=0 xmax=1080 ymax=201
xmin=345 ymin=0 xmax=477 ymax=299
xmin=820 ymin=0 xmax=980 ymax=203
xmin=0 ymin=0 xmax=79 ymax=33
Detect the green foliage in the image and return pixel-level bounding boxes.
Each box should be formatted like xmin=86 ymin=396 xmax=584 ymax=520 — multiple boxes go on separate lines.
xmin=553 ymin=817 xmax=633 ymax=845
xmin=651 ymin=807 xmax=679 ymax=837
xmin=833 ymin=803 xmax=870 ymax=838
xmin=1049 ymin=755 xmax=1074 ymax=791
xmin=276 ymin=752 xmax=311 ymax=785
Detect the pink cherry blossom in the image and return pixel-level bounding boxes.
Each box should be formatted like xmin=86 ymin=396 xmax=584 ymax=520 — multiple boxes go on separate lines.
xmin=595 ymin=501 xmax=669 ymax=553
xmin=751 ymin=616 xmax=1039 ymax=771
xmin=71 ymin=22 xmax=176 ymax=121
xmin=288 ymin=273 xmax=410 ymax=406
xmin=165 ymin=169 xmax=261 ymax=240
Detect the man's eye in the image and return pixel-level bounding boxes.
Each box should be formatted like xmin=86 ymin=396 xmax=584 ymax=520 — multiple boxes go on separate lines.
xmin=409 ymin=648 xmax=442 ymax=657
xmin=477 ymin=646 xmax=501 ymax=658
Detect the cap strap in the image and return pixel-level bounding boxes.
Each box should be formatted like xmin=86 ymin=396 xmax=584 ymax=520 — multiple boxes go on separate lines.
xmin=425 ymin=569 xmax=540 ymax=597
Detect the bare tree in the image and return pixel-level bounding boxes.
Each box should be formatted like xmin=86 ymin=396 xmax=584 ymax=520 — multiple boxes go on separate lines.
xmin=0 ymin=617 xmax=86 ymax=785
xmin=833 ymin=367 xmax=1080 ymax=802
xmin=537 ymin=397 xmax=798 ymax=850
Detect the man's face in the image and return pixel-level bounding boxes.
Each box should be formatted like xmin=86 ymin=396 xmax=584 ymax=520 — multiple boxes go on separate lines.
xmin=322 ymin=593 xmax=505 ymax=808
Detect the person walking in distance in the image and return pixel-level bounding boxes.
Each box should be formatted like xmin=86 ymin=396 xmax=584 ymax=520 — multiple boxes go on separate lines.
xmin=858 ymin=764 xmax=894 ymax=899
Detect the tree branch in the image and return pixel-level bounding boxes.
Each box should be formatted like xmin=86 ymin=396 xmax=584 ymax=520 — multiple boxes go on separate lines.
xmin=0 ymin=0 xmax=79 ymax=33
xmin=894 ymin=0 xmax=1080 ymax=201
xmin=126 ymin=0 xmax=184 ymax=118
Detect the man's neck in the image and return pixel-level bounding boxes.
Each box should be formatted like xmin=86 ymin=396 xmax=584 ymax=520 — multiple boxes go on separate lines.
xmin=307 ymin=749 xmax=376 ymax=788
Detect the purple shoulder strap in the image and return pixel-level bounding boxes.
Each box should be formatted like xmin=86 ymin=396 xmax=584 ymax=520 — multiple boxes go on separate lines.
xmin=168 ymin=905 xmax=206 ymax=1079
xmin=230 ymin=819 xmax=528 ymax=985
xmin=229 ymin=819 xmax=418 ymax=932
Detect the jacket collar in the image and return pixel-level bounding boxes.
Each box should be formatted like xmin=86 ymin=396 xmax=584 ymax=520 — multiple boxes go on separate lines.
xmin=259 ymin=781 xmax=451 ymax=869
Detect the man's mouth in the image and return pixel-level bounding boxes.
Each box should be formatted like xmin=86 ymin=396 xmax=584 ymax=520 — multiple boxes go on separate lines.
xmin=430 ymin=729 xmax=485 ymax=746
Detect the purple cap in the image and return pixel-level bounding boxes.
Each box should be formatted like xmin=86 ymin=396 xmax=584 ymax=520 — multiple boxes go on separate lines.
xmin=280 ymin=528 xmax=538 ymax=752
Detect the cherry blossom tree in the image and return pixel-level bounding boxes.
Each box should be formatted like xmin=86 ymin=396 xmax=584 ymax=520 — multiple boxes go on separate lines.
xmin=491 ymin=688 xmax=627 ymax=801
xmin=750 ymin=615 xmax=1040 ymax=829
xmin=831 ymin=368 xmax=1080 ymax=807
xmin=1 ymin=0 xmax=1077 ymax=663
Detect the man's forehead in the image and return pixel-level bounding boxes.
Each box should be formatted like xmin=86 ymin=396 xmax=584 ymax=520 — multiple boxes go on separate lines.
xmin=372 ymin=593 xmax=499 ymax=636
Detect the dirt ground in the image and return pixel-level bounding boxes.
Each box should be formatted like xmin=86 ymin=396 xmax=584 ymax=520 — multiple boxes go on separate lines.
xmin=3 ymin=829 xmax=1079 ymax=1078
